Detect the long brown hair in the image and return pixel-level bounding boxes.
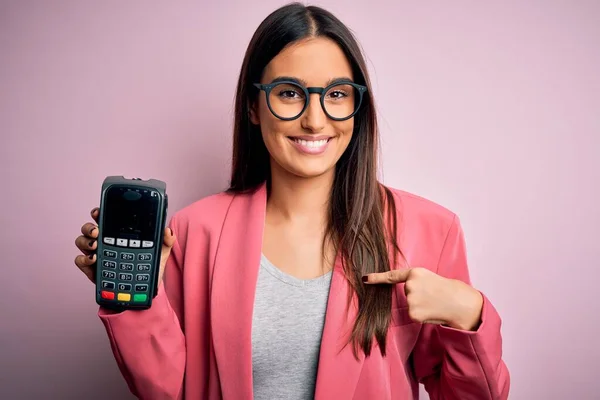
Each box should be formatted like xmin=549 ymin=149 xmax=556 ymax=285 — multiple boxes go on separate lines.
xmin=227 ymin=2 xmax=402 ymax=358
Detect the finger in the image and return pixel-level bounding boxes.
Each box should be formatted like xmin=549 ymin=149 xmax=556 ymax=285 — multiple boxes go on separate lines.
xmin=75 ymin=235 xmax=97 ymax=254
xmin=162 ymin=227 xmax=176 ymax=249
xmin=423 ymin=320 xmax=447 ymax=325
xmin=158 ymin=228 xmax=176 ymax=284
xmin=75 ymin=253 xmax=96 ymax=268
xmin=74 ymin=254 xmax=96 ymax=282
xmin=90 ymin=207 xmax=100 ymax=223
xmin=81 ymin=222 xmax=99 ymax=239
xmin=362 ymin=268 xmax=411 ymax=284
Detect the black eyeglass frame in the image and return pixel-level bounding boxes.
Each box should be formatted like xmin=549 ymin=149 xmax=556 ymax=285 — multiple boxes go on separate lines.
xmin=253 ymin=80 xmax=368 ymax=121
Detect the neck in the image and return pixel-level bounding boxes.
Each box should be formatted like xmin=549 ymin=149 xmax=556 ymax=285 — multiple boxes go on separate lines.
xmin=266 ymin=163 xmax=334 ymax=225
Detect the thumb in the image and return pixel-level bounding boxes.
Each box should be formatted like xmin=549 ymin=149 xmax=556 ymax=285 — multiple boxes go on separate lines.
xmin=363 ymin=268 xmax=411 ymax=284
xmin=163 ymin=227 xmax=176 ymax=249
xmin=158 ymin=227 xmax=176 ymax=284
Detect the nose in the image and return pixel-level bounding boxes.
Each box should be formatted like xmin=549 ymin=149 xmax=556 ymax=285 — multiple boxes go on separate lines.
xmin=301 ymin=93 xmax=326 ymax=133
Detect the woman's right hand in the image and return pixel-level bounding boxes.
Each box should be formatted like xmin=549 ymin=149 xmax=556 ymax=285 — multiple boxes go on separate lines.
xmin=74 ymin=207 xmax=176 ymax=285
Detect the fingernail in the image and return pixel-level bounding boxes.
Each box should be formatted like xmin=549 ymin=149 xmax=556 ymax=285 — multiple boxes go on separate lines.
xmin=362 ymin=275 xmax=369 ymax=283
xmin=89 ymin=240 xmax=95 ymax=247
xmin=88 ymin=254 xmax=94 ymax=260
xmin=90 ymin=226 xmax=97 ymax=235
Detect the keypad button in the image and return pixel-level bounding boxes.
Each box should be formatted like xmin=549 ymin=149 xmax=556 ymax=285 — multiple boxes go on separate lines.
xmin=103 ymin=250 xmax=117 ymax=258
xmin=138 ymin=253 xmax=152 ymax=262
xmin=135 ymin=284 xmax=148 ymax=292
xmin=133 ymin=294 xmax=147 ymax=302
xmin=118 ymin=283 xmax=132 ymax=291
xmin=120 ymin=253 xmax=135 ymax=261
xmin=129 ymin=240 xmax=141 ymax=248
xmin=117 ymin=238 xmax=128 ymax=247
xmin=102 ymin=281 xmax=115 ymax=289
xmin=103 ymin=237 xmax=115 ymax=245
xmin=119 ymin=263 xmax=134 ymax=271
xmin=102 ymin=271 xmax=116 ymax=279
xmin=137 ymin=264 xmax=151 ymax=271
xmin=101 ymin=291 xmax=114 ymax=300
xmin=119 ymin=273 xmax=133 ymax=281
xmin=142 ymin=241 xmax=153 ymax=248
xmin=102 ymin=260 xmax=117 ymax=269
xmin=117 ymin=293 xmax=131 ymax=301
xmin=136 ymin=274 xmax=150 ymax=282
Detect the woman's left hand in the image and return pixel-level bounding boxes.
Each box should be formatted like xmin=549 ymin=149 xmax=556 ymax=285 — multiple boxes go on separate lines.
xmin=363 ymin=267 xmax=484 ymax=331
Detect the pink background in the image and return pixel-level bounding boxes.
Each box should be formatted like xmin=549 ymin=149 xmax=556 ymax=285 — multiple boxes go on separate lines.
xmin=2 ymin=1 xmax=599 ymax=398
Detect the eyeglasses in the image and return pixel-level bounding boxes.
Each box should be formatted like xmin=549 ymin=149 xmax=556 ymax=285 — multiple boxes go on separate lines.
xmin=253 ymin=79 xmax=368 ymax=121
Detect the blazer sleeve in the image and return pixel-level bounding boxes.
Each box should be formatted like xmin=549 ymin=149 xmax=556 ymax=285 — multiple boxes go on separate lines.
xmin=411 ymin=214 xmax=510 ymax=400
xmin=97 ymin=217 xmax=186 ymax=400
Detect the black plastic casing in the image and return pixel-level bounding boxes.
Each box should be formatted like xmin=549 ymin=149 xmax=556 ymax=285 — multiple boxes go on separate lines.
xmin=94 ymin=176 xmax=168 ymax=311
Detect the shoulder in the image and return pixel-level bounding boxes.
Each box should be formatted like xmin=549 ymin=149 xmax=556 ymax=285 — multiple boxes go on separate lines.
xmin=168 ymin=189 xmax=236 ymax=236
xmin=385 ymin=186 xmax=459 ymax=231
xmin=383 ymin=185 xmax=466 ymax=270
xmin=384 ymin=186 xmax=470 ymax=281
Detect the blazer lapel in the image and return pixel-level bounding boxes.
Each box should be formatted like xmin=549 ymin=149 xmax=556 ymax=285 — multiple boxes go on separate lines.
xmin=210 ymin=183 xmax=267 ymax=400
xmin=210 ymin=182 xmax=365 ymax=399
xmin=313 ymin=258 xmax=366 ymax=399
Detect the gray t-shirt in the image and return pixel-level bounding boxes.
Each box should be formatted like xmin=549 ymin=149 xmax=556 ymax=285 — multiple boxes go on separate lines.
xmin=251 ymin=254 xmax=333 ymax=400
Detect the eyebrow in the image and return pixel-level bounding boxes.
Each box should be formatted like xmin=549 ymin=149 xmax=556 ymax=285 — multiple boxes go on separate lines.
xmin=270 ymin=76 xmax=354 ymax=87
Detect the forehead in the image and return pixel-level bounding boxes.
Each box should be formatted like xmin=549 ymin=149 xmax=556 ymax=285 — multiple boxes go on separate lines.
xmin=262 ymin=37 xmax=354 ymax=85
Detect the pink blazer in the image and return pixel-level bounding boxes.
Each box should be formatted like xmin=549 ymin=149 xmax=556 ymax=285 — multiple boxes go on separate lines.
xmin=98 ymin=183 xmax=510 ymax=399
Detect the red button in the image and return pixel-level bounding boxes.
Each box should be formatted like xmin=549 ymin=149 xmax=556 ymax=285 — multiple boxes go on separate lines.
xmin=101 ymin=291 xmax=115 ymax=300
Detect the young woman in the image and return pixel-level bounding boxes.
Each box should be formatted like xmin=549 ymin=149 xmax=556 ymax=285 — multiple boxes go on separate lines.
xmin=74 ymin=3 xmax=510 ymax=399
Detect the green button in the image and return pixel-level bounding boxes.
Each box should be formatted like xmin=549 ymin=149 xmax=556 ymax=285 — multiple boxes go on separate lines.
xmin=133 ymin=294 xmax=147 ymax=302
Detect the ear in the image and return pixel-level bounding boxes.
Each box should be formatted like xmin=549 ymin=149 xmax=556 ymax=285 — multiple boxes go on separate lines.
xmin=248 ymin=101 xmax=260 ymax=125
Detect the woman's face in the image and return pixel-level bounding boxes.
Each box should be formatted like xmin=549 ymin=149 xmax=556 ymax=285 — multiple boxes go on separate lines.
xmin=250 ymin=37 xmax=355 ymax=180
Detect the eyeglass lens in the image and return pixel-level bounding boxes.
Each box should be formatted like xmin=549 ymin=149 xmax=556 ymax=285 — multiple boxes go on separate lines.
xmin=268 ymin=82 xmax=359 ymax=119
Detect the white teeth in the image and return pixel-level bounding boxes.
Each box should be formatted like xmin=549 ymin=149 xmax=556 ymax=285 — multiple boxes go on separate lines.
xmin=293 ymin=138 xmax=328 ymax=147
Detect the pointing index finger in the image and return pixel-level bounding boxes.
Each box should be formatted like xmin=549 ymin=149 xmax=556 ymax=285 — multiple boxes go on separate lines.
xmin=362 ymin=268 xmax=411 ymax=284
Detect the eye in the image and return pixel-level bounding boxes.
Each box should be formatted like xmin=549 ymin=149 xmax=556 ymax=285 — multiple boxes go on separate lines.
xmin=325 ymin=84 xmax=353 ymax=101
xmin=278 ymin=89 xmax=301 ymax=99
xmin=272 ymin=82 xmax=306 ymax=102
xmin=328 ymin=90 xmax=348 ymax=99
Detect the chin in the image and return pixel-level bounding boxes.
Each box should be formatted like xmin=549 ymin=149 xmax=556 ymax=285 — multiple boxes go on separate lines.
xmin=290 ymin=165 xmax=335 ymax=179
xmin=276 ymin=159 xmax=337 ymax=180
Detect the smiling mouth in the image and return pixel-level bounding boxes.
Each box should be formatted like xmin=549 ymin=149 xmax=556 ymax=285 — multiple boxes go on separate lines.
xmin=287 ymin=136 xmax=333 ymax=155
xmin=288 ymin=137 xmax=331 ymax=148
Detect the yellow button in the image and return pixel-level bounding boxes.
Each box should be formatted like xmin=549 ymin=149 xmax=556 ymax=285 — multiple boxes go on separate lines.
xmin=117 ymin=293 xmax=131 ymax=301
